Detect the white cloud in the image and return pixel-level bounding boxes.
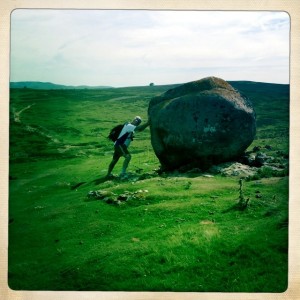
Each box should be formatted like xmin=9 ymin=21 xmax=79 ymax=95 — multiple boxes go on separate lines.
xmin=10 ymin=10 xmax=290 ymax=86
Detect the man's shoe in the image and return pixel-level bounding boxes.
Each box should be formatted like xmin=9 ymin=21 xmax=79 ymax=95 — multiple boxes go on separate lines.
xmin=119 ymin=173 xmax=128 ymax=179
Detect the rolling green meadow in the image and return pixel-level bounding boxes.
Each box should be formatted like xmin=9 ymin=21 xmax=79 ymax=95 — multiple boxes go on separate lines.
xmin=8 ymin=81 xmax=289 ymax=292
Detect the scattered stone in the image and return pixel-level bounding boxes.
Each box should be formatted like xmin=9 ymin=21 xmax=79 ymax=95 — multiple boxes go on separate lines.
xmin=263 ymin=165 xmax=285 ymax=172
xmin=117 ymin=194 xmax=128 ymax=201
xmin=87 ymin=190 xmax=116 ymax=201
xmin=200 ymin=220 xmax=215 ymax=225
xmin=253 ymin=146 xmax=261 ymax=152
xmin=254 ymin=152 xmax=273 ymax=167
xmin=203 ymin=174 xmax=214 ymax=178
xmin=176 ymin=218 xmax=186 ymax=223
xmin=239 ymin=153 xmax=256 ymax=166
xmin=87 ymin=189 xmax=149 ymax=205
xmin=132 ymin=237 xmax=140 ymax=242
xmin=34 ymin=206 xmax=45 ymax=210
xmin=209 ymin=162 xmax=258 ymax=177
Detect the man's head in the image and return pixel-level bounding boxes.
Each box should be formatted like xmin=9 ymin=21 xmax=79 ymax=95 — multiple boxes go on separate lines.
xmin=132 ymin=116 xmax=142 ymax=126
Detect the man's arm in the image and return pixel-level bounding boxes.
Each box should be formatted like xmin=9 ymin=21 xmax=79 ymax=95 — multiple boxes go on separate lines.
xmin=135 ymin=119 xmax=150 ymax=132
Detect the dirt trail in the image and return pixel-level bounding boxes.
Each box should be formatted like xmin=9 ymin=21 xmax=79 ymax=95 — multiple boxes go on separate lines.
xmin=13 ymin=103 xmax=36 ymax=122
xmin=12 ymin=103 xmax=60 ymax=143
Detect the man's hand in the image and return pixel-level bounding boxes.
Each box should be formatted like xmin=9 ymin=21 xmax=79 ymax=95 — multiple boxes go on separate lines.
xmin=136 ymin=119 xmax=150 ymax=132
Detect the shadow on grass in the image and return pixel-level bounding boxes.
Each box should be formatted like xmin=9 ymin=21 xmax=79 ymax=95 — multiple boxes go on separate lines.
xmin=222 ymin=200 xmax=250 ymax=213
xmin=70 ymin=176 xmax=115 ymax=190
xmin=92 ymin=177 xmax=108 ymax=185
xmin=70 ymin=182 xmax=87 ymax=190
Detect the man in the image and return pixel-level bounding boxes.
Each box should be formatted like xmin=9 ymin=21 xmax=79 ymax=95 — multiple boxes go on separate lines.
xmin=105 ymin=116 xmax=150 ymax=179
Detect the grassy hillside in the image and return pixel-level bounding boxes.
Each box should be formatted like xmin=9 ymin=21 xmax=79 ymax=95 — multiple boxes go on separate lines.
xmin=8 ymin=81 xmax=289 ymax=292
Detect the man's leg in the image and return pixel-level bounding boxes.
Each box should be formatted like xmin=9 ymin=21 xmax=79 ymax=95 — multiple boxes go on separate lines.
xmin=118 ymin=144 xmax=131 ymax=176
xmin=106 ymin=147 xmax=121 ymax=178
xmin=121 ymin=153 xmax=131 ymax=176
xmin=106 ymin=157 xmax=119 ymax=177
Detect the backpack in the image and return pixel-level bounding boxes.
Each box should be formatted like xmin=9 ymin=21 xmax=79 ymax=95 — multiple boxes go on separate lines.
xmin=107 ymin=124 xmax=125 ymax=142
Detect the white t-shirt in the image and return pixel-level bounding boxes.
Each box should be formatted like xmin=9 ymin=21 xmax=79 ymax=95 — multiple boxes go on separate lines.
xmin=115 ymin=123 xmax=136 ymax=147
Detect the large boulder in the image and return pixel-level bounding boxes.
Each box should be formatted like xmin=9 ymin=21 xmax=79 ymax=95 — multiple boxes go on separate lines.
xmin=148 ymin=77 xmax=256 ymax=171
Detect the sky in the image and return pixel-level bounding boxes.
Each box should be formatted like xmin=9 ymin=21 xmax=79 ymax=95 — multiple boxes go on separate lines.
xmin=10 ymin=9 xmax=290 ymax=87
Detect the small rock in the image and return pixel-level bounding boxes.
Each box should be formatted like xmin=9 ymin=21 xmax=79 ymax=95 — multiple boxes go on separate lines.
xmin=253 ymin=146 xmax=261 ymax=152
xmin=200 ymin=220 xmax=214 ymax=225
xmin=118 ymin=194 xmax=128 ymax=201
xmin=203 ymin=174 xmax=214 ymax=178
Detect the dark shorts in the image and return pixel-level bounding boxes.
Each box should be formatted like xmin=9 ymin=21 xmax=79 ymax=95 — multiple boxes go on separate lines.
xmin=113 ymin=144 xmax=129 ymax=160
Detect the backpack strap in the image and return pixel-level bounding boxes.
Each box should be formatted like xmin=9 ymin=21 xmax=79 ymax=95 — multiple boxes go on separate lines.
xmin=115 ymin=122 xmax=129 ymax=146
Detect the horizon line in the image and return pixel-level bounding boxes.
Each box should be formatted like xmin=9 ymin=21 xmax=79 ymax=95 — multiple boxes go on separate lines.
xmin=9 ymin=79 xmax=290 ymax=89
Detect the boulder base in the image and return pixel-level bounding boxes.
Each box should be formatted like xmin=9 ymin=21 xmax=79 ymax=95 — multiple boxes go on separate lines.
xmin=148 ymin=77 xmax=256 ymax=171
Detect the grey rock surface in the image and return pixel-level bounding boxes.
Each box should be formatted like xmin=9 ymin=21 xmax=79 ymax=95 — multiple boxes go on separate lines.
xmin=148 ymin=77 xmax=256 ymax=171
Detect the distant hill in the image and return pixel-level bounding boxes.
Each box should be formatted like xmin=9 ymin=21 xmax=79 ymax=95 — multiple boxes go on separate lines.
xmin=10 ymin=81 xmax=113 ymax=90
xmin=228 ymin=80 xmax=289 ymax=95
xmin=10 ymin=80 xmax=289 ymax=92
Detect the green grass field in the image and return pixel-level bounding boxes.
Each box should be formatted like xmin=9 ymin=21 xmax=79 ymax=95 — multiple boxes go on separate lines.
xmin=8 ymin=81 xmax=289 ymax=292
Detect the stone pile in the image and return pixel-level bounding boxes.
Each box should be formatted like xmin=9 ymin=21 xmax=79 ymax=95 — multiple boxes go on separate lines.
xmin=87 ymin=189 xmax=149 ymax=205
